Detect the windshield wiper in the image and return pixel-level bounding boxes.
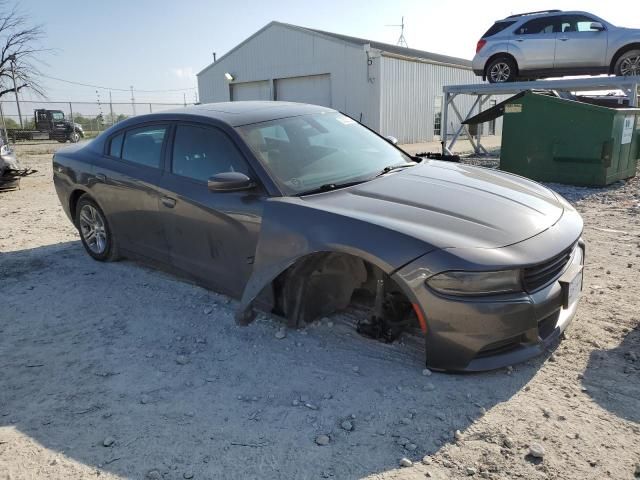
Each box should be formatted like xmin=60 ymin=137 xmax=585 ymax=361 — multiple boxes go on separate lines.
xmin=374 ymin=163 xmax=414 ymax=178
xmin=296 ymin=179 xmax=368 ymax=196
xmin=296 ymin=163 xmax=415 ymax=196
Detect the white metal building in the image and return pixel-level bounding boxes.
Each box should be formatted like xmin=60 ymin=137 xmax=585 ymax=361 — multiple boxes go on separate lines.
xmin=197 ymin=21 xmax=495 ymax=144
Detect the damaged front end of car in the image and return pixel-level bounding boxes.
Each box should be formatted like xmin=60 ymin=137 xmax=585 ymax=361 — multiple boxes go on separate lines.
xmin=234 ymin=198 xmax=433 ymax=342
xmin=0 ymin=140 xmax=37 ymax=192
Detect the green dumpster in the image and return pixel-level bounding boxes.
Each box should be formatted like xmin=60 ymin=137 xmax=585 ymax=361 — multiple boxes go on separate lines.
xmin=500 ymin=92 xmax=640 ymax=186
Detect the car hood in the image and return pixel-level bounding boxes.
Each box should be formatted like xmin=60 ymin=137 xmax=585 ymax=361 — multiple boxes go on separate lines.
xmin=297 ymin=160 xmax=566 ymax=250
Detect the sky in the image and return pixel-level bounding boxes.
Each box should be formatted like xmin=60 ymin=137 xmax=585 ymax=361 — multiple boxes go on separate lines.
xmin=12 ymin=0 xmax=640 ymax=106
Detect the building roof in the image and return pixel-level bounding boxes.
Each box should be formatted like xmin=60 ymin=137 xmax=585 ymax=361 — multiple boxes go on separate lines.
xmin=198 ymin=21 xmax=471 ymax=76
xmin=303 ymin=25 xmax=472 ymax=68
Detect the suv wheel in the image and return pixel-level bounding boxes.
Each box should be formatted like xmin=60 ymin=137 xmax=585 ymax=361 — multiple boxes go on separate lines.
xmin=76 ymin=195 xmax=119 ymax=261
xmin=69 ymin=131 xmax=81 ymax=143
xmin=614 ymin=50 xmax=640 ymax=77
xmin=486 ymin=57 xmax=517 ymax=83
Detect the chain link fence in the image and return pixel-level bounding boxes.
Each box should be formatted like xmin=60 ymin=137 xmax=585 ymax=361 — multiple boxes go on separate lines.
xmin=0 ymin=99 xmax=194 ymax=142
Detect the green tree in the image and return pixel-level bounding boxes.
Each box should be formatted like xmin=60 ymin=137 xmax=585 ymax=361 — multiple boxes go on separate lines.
xmin=2 ymin=117 xmax=19 ymax=128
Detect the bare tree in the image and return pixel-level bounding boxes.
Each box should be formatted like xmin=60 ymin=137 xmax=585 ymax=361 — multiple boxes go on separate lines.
xmin=0 ymin=2 xmax=46 ymax=99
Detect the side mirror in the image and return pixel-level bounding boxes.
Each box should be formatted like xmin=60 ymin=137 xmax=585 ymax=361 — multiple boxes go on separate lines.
xmin=208 ymin=172 xmax=255 ymax=192
xmin=590 ymin=22 xmax=605 ymax=31
xmin=385 ymin=135 xmax=399 ymax=145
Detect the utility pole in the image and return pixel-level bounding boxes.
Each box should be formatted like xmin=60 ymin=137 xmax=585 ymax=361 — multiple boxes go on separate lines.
xmin=130 ymin=85 xmax=136 ymax=115
xmin=109 ymin=90 xmax=115 ymax=125
xmin=8 ymin=55 xmax=23 ymax=128
xmin=0 ymin=101 xmax=8 ymax=144
xmin=183 ymin=92 xmax=187 ymax=107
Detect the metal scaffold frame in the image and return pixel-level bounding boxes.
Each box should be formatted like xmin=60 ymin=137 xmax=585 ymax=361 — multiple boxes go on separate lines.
xmin=441 ymin=76 xmax=640 ymax=156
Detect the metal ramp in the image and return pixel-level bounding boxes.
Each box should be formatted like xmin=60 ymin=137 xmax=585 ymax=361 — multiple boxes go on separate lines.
xmin=441 ymin=76 xmax=640 ymax=156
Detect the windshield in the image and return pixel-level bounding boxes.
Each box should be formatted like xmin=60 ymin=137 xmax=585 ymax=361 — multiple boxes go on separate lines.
xmin=236 ymin=112 xmax=413 ymax=195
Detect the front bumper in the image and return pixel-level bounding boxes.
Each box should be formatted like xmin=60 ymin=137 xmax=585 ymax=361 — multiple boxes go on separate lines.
xmin=393 ymin=209 xmax=584 ymax=372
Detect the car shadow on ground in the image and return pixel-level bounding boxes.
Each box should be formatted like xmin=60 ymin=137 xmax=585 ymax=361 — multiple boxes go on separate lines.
xmin=582 ymin=324 xmax=640 ymax=424
xmin=1 ymin=241 xmax=544 ymax=479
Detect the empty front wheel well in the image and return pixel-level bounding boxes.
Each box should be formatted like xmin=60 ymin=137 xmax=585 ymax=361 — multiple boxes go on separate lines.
xmin=610 ymin=43 xmax=640 ymax=73
xmin=265 ymin=252 xmax=418 ymax=335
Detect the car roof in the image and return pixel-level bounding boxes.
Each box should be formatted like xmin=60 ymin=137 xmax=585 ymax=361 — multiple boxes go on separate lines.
xmin=496 ymin=10 xmax=595 ymax=23
xmin=144 ymin=101 xmax=336 ymax=127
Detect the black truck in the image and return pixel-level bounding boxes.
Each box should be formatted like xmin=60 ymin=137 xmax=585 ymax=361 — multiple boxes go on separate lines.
xmin=7 ymin=109 xmax=84 ymax=143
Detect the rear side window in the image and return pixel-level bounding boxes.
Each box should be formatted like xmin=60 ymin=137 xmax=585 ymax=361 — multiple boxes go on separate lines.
xmin=171 ymin=125 xmax=248 ymax=182
xmin=121 ymin=125 xmax=167 ymax=168
xmin=516 ymin=17 xmax=560 ymax=35
xmin=108 ymin=133 xmax=123 ymax=157
xmin=482 ymin=21 xmax=516 ymax=38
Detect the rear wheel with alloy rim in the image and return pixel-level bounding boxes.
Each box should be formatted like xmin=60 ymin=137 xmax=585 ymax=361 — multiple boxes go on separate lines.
xmin=486 ymin=57 xmax=517 ymax=83
xmin=75 ymin=195 xmax=118 ymax=261
xmin=614 ymin=49 xmax=640 ymax=77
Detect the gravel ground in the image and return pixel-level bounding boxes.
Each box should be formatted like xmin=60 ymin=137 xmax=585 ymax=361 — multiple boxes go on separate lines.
xmin=1 ymin=142 xmax=639 ymax=480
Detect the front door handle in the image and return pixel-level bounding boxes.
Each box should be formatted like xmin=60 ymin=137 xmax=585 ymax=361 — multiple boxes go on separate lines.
xmin=161 ymin=196 xmax=176 ymax=208
xmin=95 ymin=173 xmax=107 ymax=183
xmin=515 ymin=38 xmax=524 ymax=42
xmin=559 ymin=37 xmax=569 ymax=41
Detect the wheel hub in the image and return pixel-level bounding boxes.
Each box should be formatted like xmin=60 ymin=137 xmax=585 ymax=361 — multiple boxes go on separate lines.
xmin=620 ymin=56 xmax=640 ymax=76
xmin=490 ymin=63 xmax=511 ymax=82
xmin=79 ymin=204 xmax=107 ymax=254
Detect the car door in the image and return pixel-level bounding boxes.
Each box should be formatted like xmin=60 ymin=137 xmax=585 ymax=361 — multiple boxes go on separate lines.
xmin=511 ymin=16 xmax=561 ymax=72
xmin=91 ymin=123 xmax=170 ymax=262
xmin=554 ymin=14 xmax=608 ymax=69
xmin=156 ymin=122 xmax=264 ymax=297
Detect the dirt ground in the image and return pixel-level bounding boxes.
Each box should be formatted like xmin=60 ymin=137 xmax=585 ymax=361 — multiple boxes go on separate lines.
xmin=1 ymin=141 xmax=639 ymax=480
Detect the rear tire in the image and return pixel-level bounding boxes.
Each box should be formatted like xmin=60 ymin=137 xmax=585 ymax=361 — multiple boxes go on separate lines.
xmin=75 ymin=195 xmax=119 ymax=262
xmin=614 ymin=49 xmax=640 ymax=77
xmin=486 ymin=57 xmax=517 ymax=83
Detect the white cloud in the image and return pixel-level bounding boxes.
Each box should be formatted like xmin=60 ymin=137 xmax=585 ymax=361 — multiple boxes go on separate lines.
xmin=171 ymin=67 xmax=196 ymax=79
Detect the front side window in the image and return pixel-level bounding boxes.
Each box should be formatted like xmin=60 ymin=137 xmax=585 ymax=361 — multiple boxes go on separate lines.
xmin=121 ymin=125 xmax=167 ymax=168
xmin=171 ymin=125 xmax=249 ymax=182
xmin=560 ymin=15 xmax=603 ymax=33
xmin=51 ymin=112 xmax=65 ymax=121
xmin=516 ymin=17 xmax=560 ymax=35
xmin=237 ymin=112 xmax=413 ymax=195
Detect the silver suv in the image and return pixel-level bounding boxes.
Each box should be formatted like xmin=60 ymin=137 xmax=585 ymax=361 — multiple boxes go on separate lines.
xmin=472 ymin=10 xmax=640 ymax=83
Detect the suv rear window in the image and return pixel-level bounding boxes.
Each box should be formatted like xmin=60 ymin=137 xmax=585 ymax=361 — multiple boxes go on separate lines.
xmin=482 ymin=21 xmax=516 ymax=38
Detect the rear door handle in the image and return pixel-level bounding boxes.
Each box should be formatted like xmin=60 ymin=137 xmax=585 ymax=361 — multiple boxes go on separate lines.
xmin=95 ymin=173 xmax=107 ymax=182
xmin=515 ymin=38 xmax=524 ymax=42
xmin=161 ymin=196 xmax=176 ymax=208
xmin=559 ymin=37 xmax=569 ymax=41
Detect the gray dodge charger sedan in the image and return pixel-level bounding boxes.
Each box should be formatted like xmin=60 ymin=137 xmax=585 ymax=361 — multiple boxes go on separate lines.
xmin=53 ymin=102 xmax=585 ymax=371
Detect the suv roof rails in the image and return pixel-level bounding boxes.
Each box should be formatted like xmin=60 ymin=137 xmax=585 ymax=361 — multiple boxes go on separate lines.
xmin=506 ymin=10 xmax=562 ymax=19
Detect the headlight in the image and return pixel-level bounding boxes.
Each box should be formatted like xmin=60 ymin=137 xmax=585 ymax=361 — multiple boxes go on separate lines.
xmin=426 ymin=269 xmax=522 ymax=296
xmin=0 ymin=144 xmax=12 ymax=156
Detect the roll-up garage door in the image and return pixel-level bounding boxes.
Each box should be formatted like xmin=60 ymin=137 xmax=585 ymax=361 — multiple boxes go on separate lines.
xmin=274 ymin=74 xmax=331 ymax=107
xmin=230 ymin=81 xmax=271 ymax=101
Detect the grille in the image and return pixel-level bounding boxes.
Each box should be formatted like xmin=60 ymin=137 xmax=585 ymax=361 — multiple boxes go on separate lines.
xmin=523 ymin=245 xmax=574 ymax=292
